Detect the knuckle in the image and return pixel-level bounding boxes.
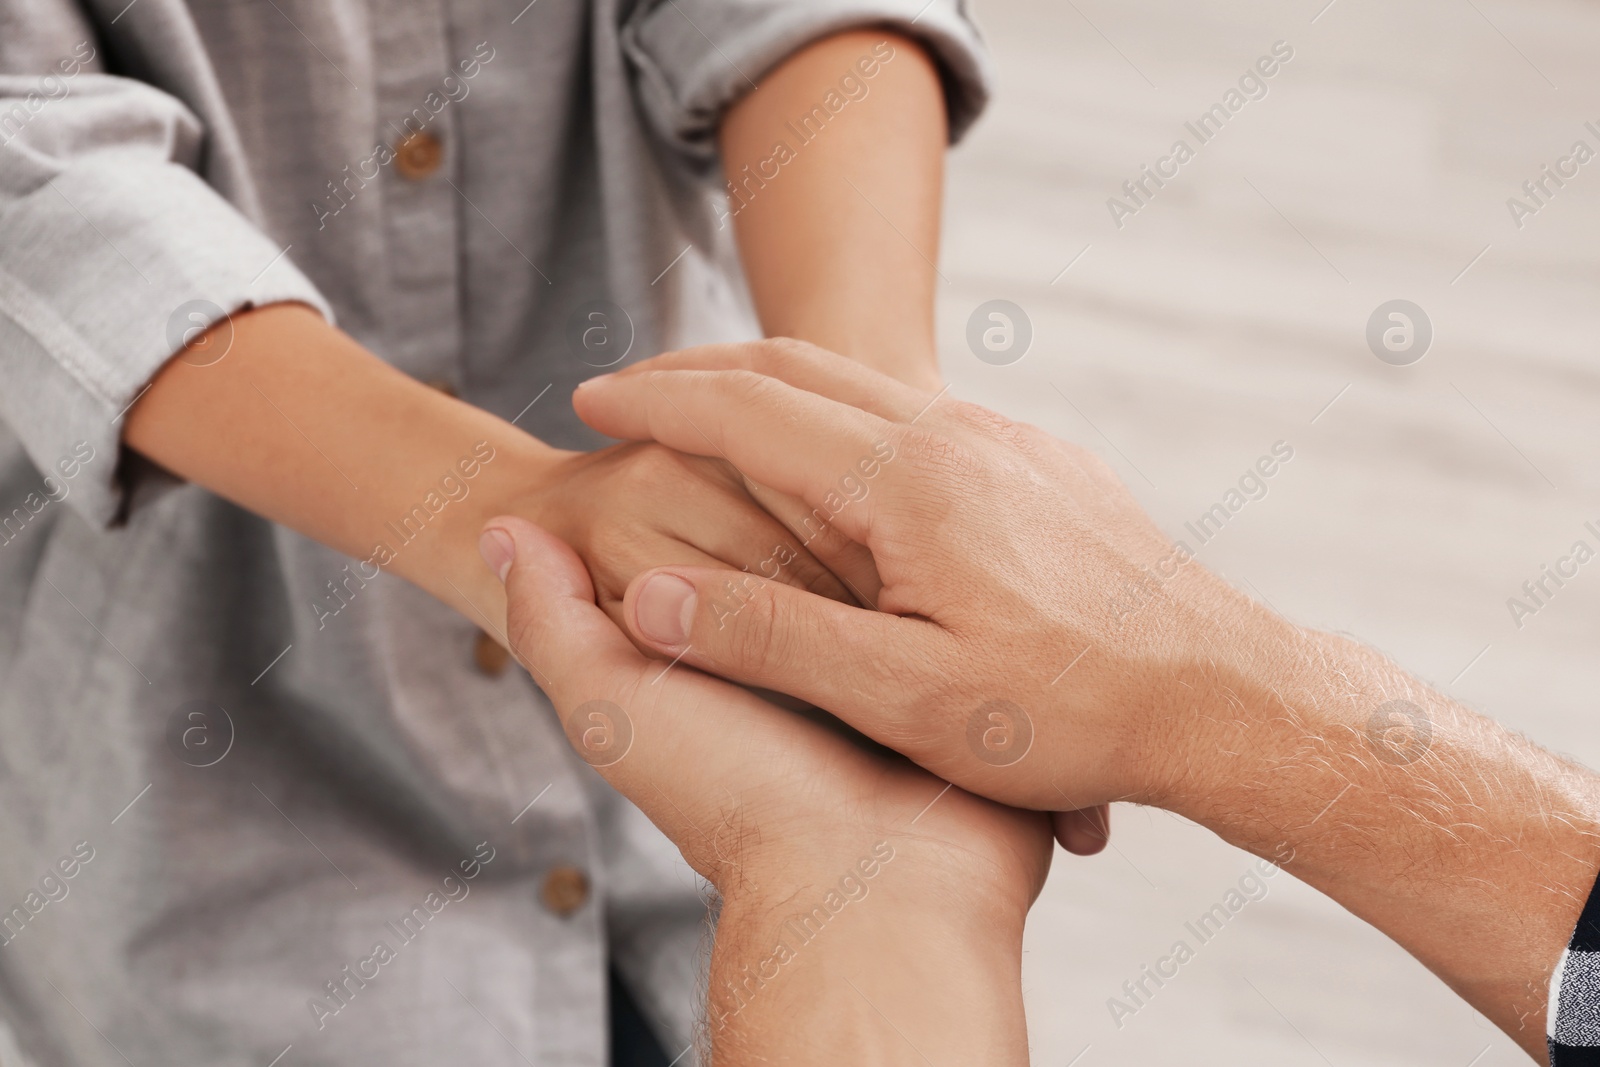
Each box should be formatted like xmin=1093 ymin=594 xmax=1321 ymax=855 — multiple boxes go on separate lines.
xmin=722 ymin=581 xmax=796 ymax=673
xmin=794 ymin=517 xmax=851 ymax=563
xmin=719 ymin=368 xmax=780 ymax=410
xmin=947 ymin=400 xmax=1033 ymax=450
xmin=503 ymin=609 xmax=540 ymax=675
xmin=1011 ymin=419 xmax=1064 ymax=460
xmin=757 ymin=336 xmax=823 ymax=373
xmin=591 ymin=521 xmax=648 ymax=561
xmin=620 ymin=442 xmax=689 ymax=487
xmin=896 ymin=426 xmax=984 ymax=484
xmin=785 ymin=549 xmax=849 ymax=603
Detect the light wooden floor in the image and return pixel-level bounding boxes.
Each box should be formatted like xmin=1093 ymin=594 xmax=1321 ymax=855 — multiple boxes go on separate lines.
xmin=935 ymin=0 xmax=1600 ymax=1062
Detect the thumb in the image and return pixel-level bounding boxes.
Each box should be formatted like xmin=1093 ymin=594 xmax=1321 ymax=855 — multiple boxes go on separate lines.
xmin=621 ymin=565 xmax=946 ymax=735
xmin=479 ymin=516 xmax=649 ymax=720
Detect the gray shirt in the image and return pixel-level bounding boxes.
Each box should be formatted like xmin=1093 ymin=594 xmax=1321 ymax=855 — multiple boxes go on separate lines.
xmin=0 ymin=0 xmax=987 ymax=1064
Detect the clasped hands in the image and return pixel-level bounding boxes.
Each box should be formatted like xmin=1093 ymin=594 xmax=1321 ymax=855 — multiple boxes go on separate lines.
xmin=132 ymin=305 xmax=1587 ymax=1061
xmin=475 ymin=340 xmax=1306 ymax=1063
xmin=478 ymin=338 xmax=1597 ymax=1066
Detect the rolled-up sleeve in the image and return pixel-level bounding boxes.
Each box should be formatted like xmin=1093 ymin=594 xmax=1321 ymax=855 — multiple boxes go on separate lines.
xmin=621 ymin=0 xmax=992 ymax=163
xmin=0 ymin=71 xmax=332 ymax=528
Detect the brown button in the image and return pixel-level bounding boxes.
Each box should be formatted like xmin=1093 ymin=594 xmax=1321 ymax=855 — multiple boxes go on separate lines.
xmin=473 ymin=630 xmax=509 ymax=676
xmin=541 ymin=866 xmax=589 ymax=917
xmin=394 ymin=131 xmax=443 ymax=180
xmin=424 ymin=378 xmax=457 ymax=398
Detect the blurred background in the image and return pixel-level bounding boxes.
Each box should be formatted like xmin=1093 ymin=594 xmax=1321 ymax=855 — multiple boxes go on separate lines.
xmin=937 ymin=0 xmax=1600 ymax=1062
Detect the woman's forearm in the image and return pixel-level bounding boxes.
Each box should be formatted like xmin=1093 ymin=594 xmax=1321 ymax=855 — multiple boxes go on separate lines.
xmin=122 ymin=303 xmax=553 ymax=632
xmin=721 ymin=31 xmax=948 ymax=390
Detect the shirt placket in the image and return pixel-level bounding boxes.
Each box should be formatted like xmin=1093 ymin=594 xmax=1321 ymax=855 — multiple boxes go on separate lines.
xmin=370 ymin=0 xmax=462 ymax=384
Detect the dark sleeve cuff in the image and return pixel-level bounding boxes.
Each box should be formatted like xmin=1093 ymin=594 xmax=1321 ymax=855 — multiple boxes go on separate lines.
xmin=1550 ymin=863 xmax=1600 ymax=1063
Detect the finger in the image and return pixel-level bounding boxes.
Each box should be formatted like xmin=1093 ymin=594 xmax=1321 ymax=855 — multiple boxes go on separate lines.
xmin=586 ymin=538 xmax=731 ymax=647
xmin=588 ymin=539 xmax=725 ymax=607
xmin=486 ymin=517 xmax=775 ymax=760
xmin=483 ymin=517 xmax=812 ymax=878
xmin=484 ymin=517 xmax=653 ymax=715
xmin=615 ymin=339 xmax=937 ymax=424
xmin=598 ymin=523 xmax=855 ymax=631
xmin=670 ymin=464 xmax=857 ymax=605
xmin=741 ymin=478 xmax=884 ymax=608
xmin=621 ymin=563 xmax=947 ymax=739
xmin=1051 ymin=806 xmax=1111 ymax=856
xmin=574 ymin=369 xmax=905 ymax=544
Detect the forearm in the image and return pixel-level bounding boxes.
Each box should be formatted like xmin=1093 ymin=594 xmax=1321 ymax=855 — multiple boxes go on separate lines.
xmin=122 ymin=303 xmax=553 ymax=631
xmin=721 ymin=31 xmax=946 ymax=390
xmin=1163 ymin=597 xmax=1600 ymax=1057
xmin=708 ymin=859 xmax=1029 ymax=1065
xmin=563 ymin=346 xmax=1600 ymax=1059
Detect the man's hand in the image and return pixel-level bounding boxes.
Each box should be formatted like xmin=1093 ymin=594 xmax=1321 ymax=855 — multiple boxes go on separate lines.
xmin=569 ymin=340 xmax=1221 ymax=816
xmin=481 ymin=517 xmax=1050 ymax=1065
xmin=569 ymin=339 xmax=1600 ymax=1058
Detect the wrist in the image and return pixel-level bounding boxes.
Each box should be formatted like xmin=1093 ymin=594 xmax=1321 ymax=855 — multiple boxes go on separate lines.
xmin=1088 ymin=565 xmax=1291 ymax=811
xmin=384 ymin=414 xmax=565 ymax=632
xmin=1146 ymin=597 xmax=1345 ymax=835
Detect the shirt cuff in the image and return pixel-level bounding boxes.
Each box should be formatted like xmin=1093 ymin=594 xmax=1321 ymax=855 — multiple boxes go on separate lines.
xmin=621 ymin=0 xmax=993 ymax=165
xmin=1549 ymin=862 xmax=1600 ymax=1063
xmin=0 ymin=159 xmax=332 ymax=528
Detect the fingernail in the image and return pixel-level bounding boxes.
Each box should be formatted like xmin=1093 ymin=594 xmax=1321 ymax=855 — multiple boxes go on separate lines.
xmin=635 ymin=573 xmax=696 ymax=647
xmin=1082 ymin=808 xmax=1110 ymax=841
xmin=575 ymin=374 xmax=614 ymax=390
xmin=478 ymin=527 xmax=515 ymax=582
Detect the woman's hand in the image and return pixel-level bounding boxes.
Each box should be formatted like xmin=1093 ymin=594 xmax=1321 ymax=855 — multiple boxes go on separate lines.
xmin=121 ymin=305 xmax=873 ymax=660
xmin=517 ymin=441 xmax=865 ymax=629
xmin=481 ymin=516 xmax=1050 ymax=1066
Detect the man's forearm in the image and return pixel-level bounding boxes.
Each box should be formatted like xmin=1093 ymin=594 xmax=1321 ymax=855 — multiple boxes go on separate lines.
xmin=123 ymin=303 xmax=552 ymax=632
xmin=565 ymin=348 xmax=1600 ymax=1058
xmin=1163 ymin=596 xmax=1600 ymax=1058
xmin=721 ymin=31 xmax=947 ymax=390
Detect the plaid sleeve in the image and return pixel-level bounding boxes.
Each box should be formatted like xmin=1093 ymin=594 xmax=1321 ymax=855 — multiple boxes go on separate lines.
xmin=1550 ymin=865 xmax=1600 ymax=1064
